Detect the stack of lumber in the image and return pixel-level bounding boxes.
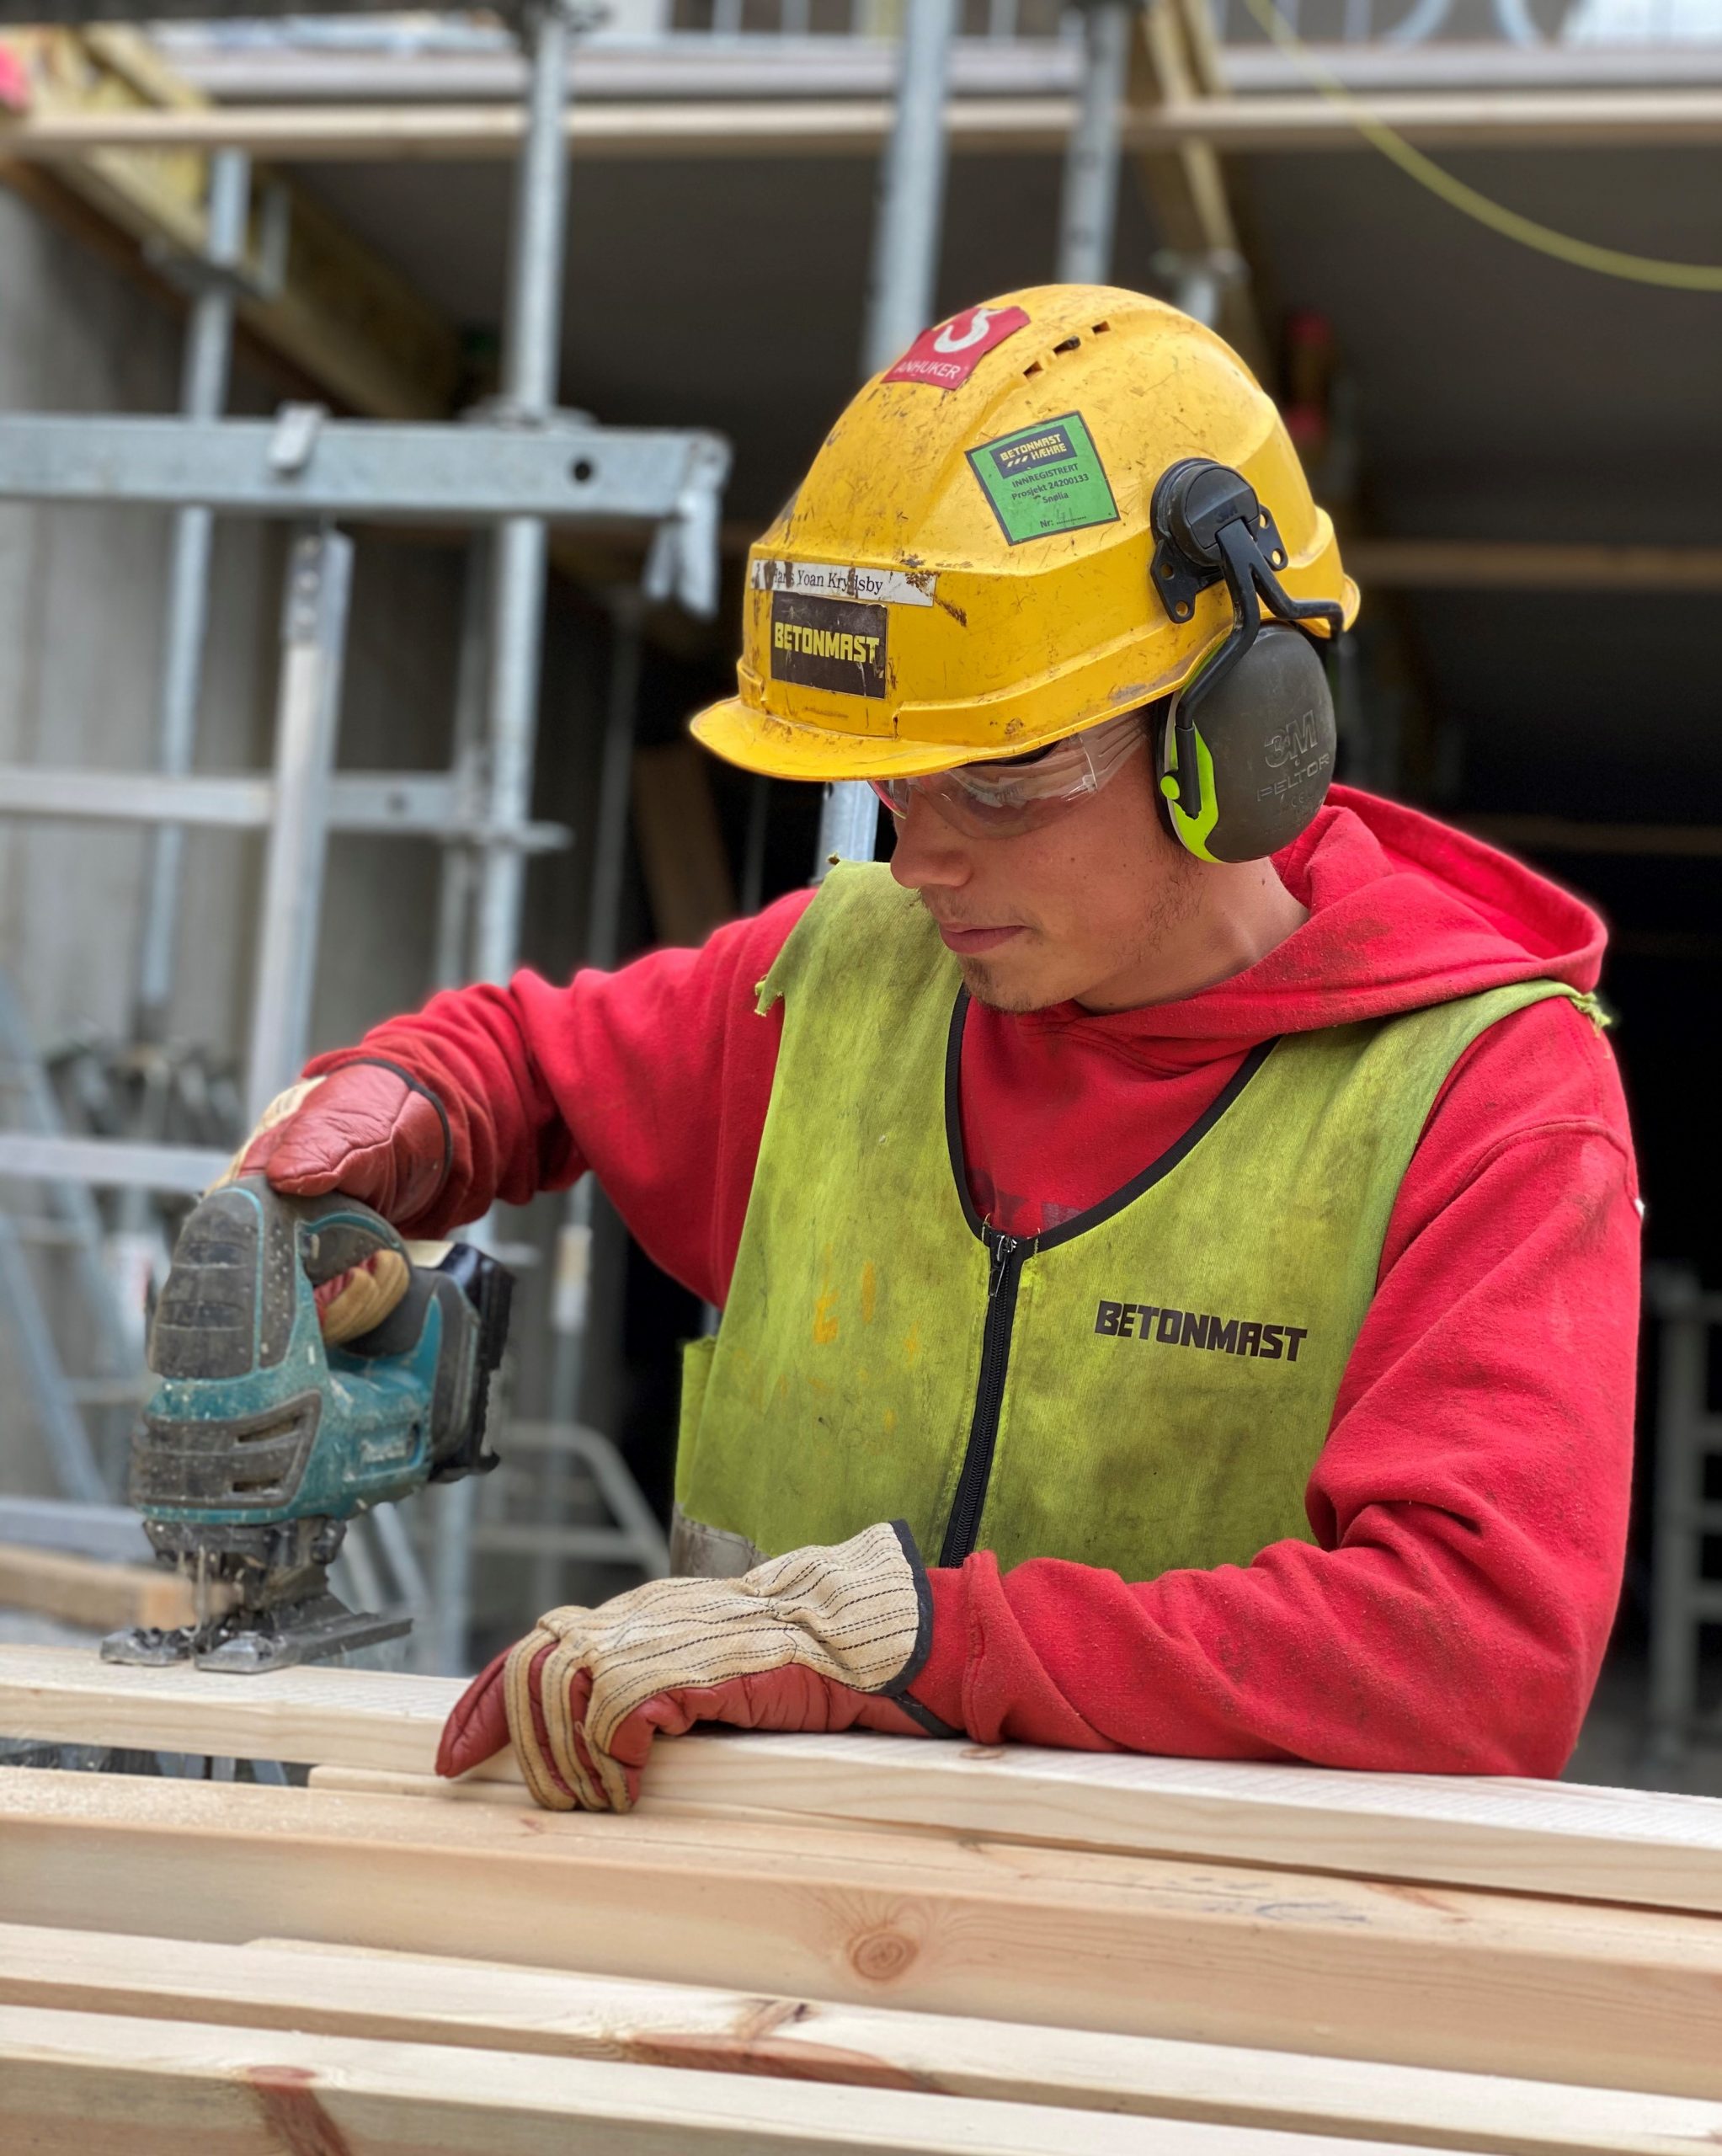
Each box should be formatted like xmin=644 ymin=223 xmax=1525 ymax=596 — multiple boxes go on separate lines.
xmin=1 ymin=1643 xmax=1719 ymax=2153
xmin=0 ymin=1541 xmax=195 ymax=1635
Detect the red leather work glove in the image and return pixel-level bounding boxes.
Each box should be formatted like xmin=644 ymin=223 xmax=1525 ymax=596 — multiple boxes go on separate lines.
xmin=218 ymin=1058 xmax=450 ymax=1341
xmin=232 ymin=1059 xmax=451 ymax=1226
xmin=436 ymin=1522 xmax=951 ymax=1811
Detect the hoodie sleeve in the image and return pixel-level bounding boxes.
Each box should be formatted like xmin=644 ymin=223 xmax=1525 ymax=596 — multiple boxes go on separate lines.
xmin=304 ymin=889 xmax=813 ymax=1305
xmin=907 ymin=994 xmax=1639 ymax=1777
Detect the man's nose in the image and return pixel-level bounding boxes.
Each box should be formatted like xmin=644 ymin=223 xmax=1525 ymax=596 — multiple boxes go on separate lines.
xmin=887 ymin=793 xmax=972 ymax=892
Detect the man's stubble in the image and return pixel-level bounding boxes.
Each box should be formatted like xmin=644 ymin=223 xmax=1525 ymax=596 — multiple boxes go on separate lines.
xmin=951 ymin=853 xmax=1207 ymax=1015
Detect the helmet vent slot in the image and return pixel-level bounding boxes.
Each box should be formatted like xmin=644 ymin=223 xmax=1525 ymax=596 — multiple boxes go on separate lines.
xmin=1091 ymin=320 xmax=1112 ymax=334
xmin=1022 ymin=360 xmax=1044 ymax=377
xmin=1053 ymin=336 xmax=1081 ymax=355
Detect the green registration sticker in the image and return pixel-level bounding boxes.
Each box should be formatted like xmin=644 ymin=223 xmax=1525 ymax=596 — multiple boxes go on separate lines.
xmin=967 ymin=411 xmax=1119 ymax=546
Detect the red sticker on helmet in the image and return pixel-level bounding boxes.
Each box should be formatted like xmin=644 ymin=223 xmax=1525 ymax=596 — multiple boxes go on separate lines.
xmin=882 ymin=305 xmax=1031 ymax=391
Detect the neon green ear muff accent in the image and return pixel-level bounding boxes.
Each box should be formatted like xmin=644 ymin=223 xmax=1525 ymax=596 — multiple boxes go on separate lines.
xmin=1160 ymin=720 xmax=1221 ymax=862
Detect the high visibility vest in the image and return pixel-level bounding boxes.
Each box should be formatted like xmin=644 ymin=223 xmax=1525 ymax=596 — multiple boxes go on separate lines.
xmin=671 ymin=863 xmax=1587 ymax=1582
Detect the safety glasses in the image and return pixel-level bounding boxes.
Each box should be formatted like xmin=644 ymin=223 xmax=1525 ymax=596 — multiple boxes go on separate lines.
xmin=869 ymin=708 xmax=1146 ymax=840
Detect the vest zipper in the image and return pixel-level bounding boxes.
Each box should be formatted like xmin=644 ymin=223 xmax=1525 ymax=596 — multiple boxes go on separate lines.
xmin=938 ymin=1225 xmax=1027 ymax=1566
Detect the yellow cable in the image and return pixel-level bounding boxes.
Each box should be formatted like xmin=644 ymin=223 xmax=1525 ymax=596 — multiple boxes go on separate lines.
xmin=1236 ymin=0 xmax=1722 ymax=292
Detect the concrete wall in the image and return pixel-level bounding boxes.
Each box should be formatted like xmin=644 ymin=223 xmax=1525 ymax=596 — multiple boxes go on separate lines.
xmin=0 ymin=188 xmax=481 ymax=1068
xmin=0 ymin=188 xmax=275 ymax=1060
xmin=0 ymin=184 xmax=493 ymax=1500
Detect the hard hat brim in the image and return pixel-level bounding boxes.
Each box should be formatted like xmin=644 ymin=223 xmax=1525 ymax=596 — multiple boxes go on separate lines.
xmin=690 ymin=696 xmax=1003 ymax=784
xmin=690 ymin=561 xmax=1357 ymax=786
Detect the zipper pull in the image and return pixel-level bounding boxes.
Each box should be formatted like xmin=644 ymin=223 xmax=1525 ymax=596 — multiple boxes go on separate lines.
xmin=987 ymin=1230 xmax=1019 ymax=1300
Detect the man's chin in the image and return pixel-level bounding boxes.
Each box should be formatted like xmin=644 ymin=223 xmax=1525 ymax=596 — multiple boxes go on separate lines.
xmin=956 ymin=954 xmax=1055 ymax=1015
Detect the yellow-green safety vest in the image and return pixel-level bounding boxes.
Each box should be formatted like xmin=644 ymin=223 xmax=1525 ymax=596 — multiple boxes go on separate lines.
xmin=670 ymin=863 xmax=1589 ymax=1582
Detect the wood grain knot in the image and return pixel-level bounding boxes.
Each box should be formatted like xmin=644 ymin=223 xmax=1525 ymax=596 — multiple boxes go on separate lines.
xmin=245 ymin=2065 xmax=356 ymax=2156
xmin=847 ymin=1924 xmax=919 ymax=1983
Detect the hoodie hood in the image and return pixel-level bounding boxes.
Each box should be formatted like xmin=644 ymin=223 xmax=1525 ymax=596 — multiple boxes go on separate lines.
xmin=1021 ymin=786 xmax=1606 ymax=1053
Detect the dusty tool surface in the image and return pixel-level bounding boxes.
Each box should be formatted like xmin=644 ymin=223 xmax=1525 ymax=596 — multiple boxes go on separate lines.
xmin=103 ymin=1177 xmax=509 ymax=1673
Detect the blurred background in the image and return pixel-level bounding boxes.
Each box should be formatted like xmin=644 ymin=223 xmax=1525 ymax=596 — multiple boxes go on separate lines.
xmin=0 ymin=0 xmax=1717 ymax=1782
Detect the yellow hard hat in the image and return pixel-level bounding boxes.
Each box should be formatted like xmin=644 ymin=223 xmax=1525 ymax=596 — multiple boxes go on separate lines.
xmin=691 ymin=283 xmax=1358 ymax=783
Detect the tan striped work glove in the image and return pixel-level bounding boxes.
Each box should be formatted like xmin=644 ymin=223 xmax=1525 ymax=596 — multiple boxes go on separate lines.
xmin=435 ymin=1521 xmax=947 ymax=1811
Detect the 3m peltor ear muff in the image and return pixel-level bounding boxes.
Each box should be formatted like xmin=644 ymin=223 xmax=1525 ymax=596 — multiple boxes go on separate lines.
xmin=1149 ymin=458 xmax=1345 ymax=865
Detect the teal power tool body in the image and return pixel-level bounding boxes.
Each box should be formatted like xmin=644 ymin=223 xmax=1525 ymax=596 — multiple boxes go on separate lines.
xmin=102 ymin=1176 xmax=511 ymax=1673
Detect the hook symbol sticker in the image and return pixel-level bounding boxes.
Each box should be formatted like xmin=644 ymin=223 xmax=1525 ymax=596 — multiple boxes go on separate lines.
xmin=883 ymin=305 xmax=1031 ymax=391
xmin=933 ymin=307 xmax=998 ymax=355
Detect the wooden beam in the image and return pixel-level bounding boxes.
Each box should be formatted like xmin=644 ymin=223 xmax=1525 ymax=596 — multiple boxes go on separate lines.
xmin=5 ymin=2003 xmax=1367 ymax=2156
xmin=1347 ymin=539 xmax=1722 ymax=592
xmin=1139 ymin=85 xmax=1722 ymax=151
xmin=311 ymin=1763 xmax=534 ymax=1805
xmin=1170 ymin=0 xmax=1230 ymax=102
xmin=632 ymin=742 xmax=738 ymax=947
xmin=5 ymin=1922 xmax=1719 ymax=2154
xmin=0 ymin=29 xmax=461 ymax=417
xmin=7 ymin=1649 xmax=1722 ymax=1919
xmin=0 ymin=1545 xmax=193 ymax=1634
xmin=1460 ymin=817 xmax=1722 ymax=860
xmin=0 ymin=1645 xmax=487 ymax=1778
xmin=8 ymin=86 xmax=1722 ymax=162
xmin=1126 ymin=0 xmax=1272 ymax=383
xmin=5 ymin=1769 xmax=1722 ymax=2096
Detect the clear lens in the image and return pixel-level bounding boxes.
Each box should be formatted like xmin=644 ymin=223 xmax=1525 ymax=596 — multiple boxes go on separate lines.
xmin=870 ymin=711 xmax=1145 ymax=839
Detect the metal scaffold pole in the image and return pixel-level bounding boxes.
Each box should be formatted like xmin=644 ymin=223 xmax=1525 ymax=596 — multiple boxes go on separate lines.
xmin=1058 ymin=3 xmax=1133 ymax=285
xmin=473 ymin=0 xmax=575 ymax=994
xmin=817 ymin=0 xmax=957 ymax=883
xmin=104 ymin=152 xmax=254 ymax=1361
xmin=532 ymin=590 xmax=646 ymax=1614
xmin=244 ymin=529 xmax=355 ymax=1124
xmin=133 ymin=150 xmax=252 ymax=1049
xmin=432 ymin=0 xmax=578 ymax=1675
xmin=860 ymin=0 xmax=957 ymax=382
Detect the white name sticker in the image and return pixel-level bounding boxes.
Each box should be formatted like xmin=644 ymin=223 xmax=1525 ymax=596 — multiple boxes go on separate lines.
xmin=749 ymin=558 xmax=936 ymax=608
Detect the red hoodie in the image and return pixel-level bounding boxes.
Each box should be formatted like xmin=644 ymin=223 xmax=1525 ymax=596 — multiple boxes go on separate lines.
xmin=321 ymin=787 xmax=1639 ymax=1777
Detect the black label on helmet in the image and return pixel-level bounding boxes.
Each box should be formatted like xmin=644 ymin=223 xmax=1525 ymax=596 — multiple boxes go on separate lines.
xmin=769 ymin=592 xmax=888 ymax=699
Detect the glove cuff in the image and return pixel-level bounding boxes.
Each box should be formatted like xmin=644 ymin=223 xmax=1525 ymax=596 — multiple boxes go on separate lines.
xmin=873 ymin=1519 xmax=961 ymax=1739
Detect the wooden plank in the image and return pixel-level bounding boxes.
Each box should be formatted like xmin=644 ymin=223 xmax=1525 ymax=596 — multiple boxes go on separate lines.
xmin=1459 ymin=817 xmax=1722 ymax=860
xmin=0 ymin=1643 xmax=481 ymax=1777
xmin=1126 ymin=0 xmax=1272 ymax=383
xmin=639 ymin=1734 xmax=1722 ymax=1921
xmin=3 ymin=1921 xmax=1718 ymax=2154
xmin=4 ymin=1769 xmax=1722 ymax=2097
xmin=1348 ymin=539 xmax=1722 ymax=591
xmin=632 ymin=742 xmax=738 ymax=947
xmin=0 ymin=1545 xmax=194 ymax=1634
xmin=8 ymin=87 xmax=1722 ymax=159
xmin=311 ymin=1763 xmax=534 ymax=1806
xmin=2 ymin=2004 xmax=1431 ymax=2156
xmin=7 ymin=1648 xmax=1722 ymax=1918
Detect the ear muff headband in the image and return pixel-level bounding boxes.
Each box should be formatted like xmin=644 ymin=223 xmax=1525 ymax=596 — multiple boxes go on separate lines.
xmin=1149 ymin=459 xmax=1345 ymax=863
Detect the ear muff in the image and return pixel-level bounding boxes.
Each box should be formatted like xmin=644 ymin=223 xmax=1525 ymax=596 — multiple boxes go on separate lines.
xmin=1149 ymin=457 xmax=1345 ymax=863
xmin=1159 ymin=627 xmax=1335 ymax=864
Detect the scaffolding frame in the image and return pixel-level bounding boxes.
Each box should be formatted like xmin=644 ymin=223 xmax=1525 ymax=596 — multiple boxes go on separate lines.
xmin=0 ymin=0 xmax=1138 ymax=1671
xmin=0 ymin=0 xmax=727 ymax=1673
xmin=1645 ymin=1268 xmax=1722 ymax=1769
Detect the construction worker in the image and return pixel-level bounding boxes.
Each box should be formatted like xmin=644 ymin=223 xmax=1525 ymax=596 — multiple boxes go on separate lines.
xmin=237 ymin=287 xmax=1638 ymax=1808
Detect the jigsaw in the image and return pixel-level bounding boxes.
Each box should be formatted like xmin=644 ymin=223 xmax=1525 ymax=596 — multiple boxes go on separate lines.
xmin=102 ymin=1175 xmax=511 ymax=1673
